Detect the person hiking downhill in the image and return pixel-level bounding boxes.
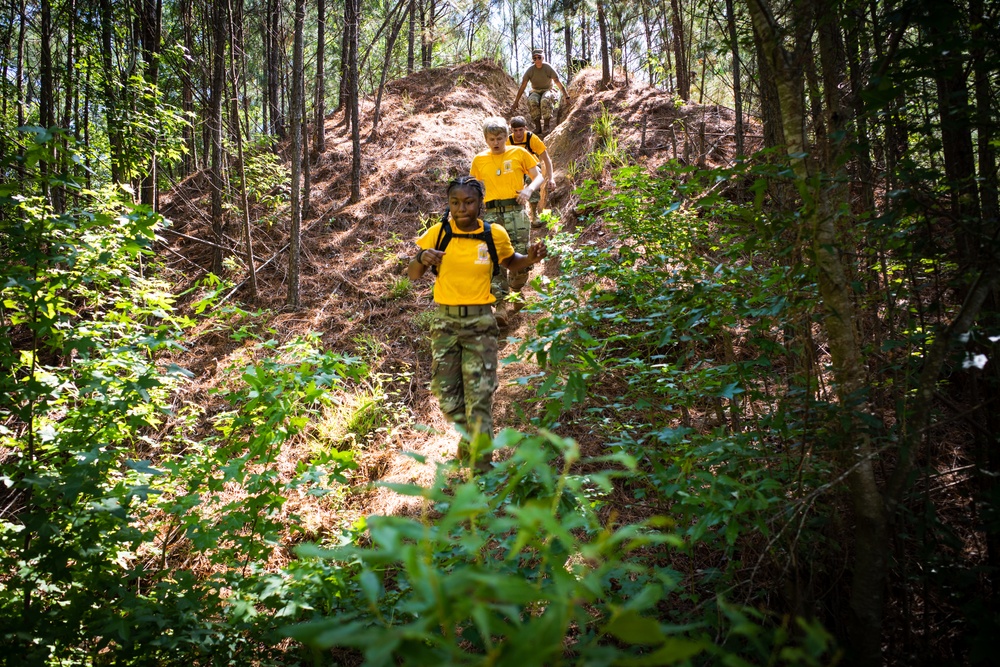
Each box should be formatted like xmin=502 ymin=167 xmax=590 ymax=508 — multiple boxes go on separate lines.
xmin=507 ymin=115 xmax=555 ymax=228
xmin=408 ymin=176 xmax=548 ymax=472
xmin=469 ymin=116 xmax=544 ymax=327
xmin=510 ymin=48 xmax=570 ymax=136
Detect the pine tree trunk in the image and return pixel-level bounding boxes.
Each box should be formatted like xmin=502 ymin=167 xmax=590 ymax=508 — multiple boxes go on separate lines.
xmin=210 ymin=1 xmax=228 ymax=274
xmin=725 ymin=0 xmax=743 ymax=156
xmin=747 ymin=1 xmax=887 ymax=663
xmin=348 ymin=0 xmax=361 ymax=202
xmin=670 ymin=0 xmax=689 ymax=99
xmin=407 ymin=0 xmax=415 ymax=73
xmin=287 ymin=0 xmax=305 ymax=308
xmin=99 ymin=0 xmax=122 ymax=183
xmin=229 ymin=0 xmax=257 ymax=301
xmin=314 ymin=0 xmax=327 ymax=154
xmin=267 ymin=0 xmax=285 ymax=138
xmin=597 ymin=0 xmax=610 ymax=89
xmin=139 ymin=0 xmax=161 ymax=211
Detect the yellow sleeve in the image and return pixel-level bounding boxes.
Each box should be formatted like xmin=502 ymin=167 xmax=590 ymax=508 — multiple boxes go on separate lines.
xmin=491 ymin=223 xmax=515 ymax=262
xmin=531 ymin=134 xmax=547 ymax=155
xmin=416 ymin=222 xmax=444 ymax=251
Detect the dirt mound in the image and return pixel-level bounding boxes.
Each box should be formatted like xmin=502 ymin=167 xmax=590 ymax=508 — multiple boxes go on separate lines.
xmin=155 ymin=59 xmax=751 ymax=534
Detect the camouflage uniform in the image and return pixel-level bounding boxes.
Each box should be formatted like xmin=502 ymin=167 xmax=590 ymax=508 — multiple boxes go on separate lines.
xmin=484 ymin=206 xmax=532 ymax=299
xmin=430 ymin=306 xmax=498 ymax=467
xmin=527 ymin=89 xmax=559 ymax=127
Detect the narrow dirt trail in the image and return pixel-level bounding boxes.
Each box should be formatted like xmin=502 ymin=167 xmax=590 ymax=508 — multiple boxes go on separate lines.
xmin=158 ymin=60 xmax=749 ymax=538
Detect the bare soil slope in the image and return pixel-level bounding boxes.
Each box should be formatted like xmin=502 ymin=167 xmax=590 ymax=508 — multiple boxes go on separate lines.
xmin=156 ymin=59 xmax=748 ymax=538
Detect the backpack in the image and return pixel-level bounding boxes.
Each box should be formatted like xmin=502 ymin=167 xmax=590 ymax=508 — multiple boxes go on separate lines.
xmin=432 ymin=211 xmax=500 ymax=277
xmin=508 ymin=131 xmax=539 ymax=157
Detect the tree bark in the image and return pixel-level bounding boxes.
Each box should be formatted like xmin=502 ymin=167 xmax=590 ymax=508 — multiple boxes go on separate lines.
xmin=406 ymin=0 xmax=415 ymax=73
xmin=139 ymin=0 xmax=162 ymax=210
xmin=670 ymin=0 xmax=689 ymax=99
xmin=597 ymin=0 xmax=610 ymax=89
xmin=747 ymin=1 xmax=887 ymax=664
xmin=725 ymin=0 xmax=743 ymax=156
xmin=100 ymin=0 xmax=123 ymax=184
xmin=210 ymin=0 xmax=228 ymax=274
xmin=229 ymin=0 xmax=257 ymax=301
xmin=267 ymin=0 xmax=285 ymax=138
xmin=370 ymin=5 xmax=408 ymax=139
xmin=314 ymin=0 xmax=327 ymax=154
xmin=347 ymin=0 xmax=361 ymax=202
xmin=287 ymin=0 xmax=305 ymax=308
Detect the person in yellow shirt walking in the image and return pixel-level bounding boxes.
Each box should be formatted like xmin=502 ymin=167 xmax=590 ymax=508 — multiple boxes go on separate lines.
xmin=507 ymin=116 xmax=555 ymax=228
xmin=470 ymin=116 xmax=544 ymax=327
xmin=408 ymin=176 xmax=547 ymax=471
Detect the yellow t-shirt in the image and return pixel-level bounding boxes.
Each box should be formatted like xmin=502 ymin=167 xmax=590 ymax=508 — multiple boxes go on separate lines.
xmin=470 ymin=146 xmax=538 ymax=202
xmin=416 ymin=218 xmax=514 ymax=305
xmin=507 ymin=132 xmax=547 ymax=157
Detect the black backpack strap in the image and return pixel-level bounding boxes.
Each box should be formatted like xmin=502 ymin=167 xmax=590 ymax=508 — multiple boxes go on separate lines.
xmin=509 ymin=131 xmax=538 ymax=156
xmin=432 ymin=217 xmax=501 ymax=277
xmin=524 ymin=131 xmax=537 ymax=156
xmin=481 ymin=221 xmax=500 ymax=277
xmin=431 ymin=211 xmax=452 ymax=275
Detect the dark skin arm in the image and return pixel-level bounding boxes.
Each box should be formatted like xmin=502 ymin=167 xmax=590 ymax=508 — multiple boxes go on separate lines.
xmin=407 ymin=241 xmax=548 ymax=278
xmin=407 ymin=247 xmax=444 ymax=279
xmin=503 ymin=240 xmax=548 ymax=272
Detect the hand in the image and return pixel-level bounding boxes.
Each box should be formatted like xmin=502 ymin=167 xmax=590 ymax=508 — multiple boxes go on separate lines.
xmin=548 ymin=177 xmax=556 ymax=189
xmin=419 ymin=248 xmax=444 ymax=267
xmin=527 ymin=241 xmax=548 ymax=263
xmin=516 ymin=188 xmax=531 ymax=205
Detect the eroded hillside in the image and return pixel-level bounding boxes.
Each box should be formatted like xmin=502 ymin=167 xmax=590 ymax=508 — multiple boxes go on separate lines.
xmin=155 ymin=59 xmax=749 ymax=536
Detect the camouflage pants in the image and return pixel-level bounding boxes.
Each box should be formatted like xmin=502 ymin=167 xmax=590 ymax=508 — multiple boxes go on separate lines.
xmin=430 ymin=308 xmax=499 ymax=456
xmin=484 ymin=206 xmax=531 ymax=300
xmin=527 ymin=89 xmax=559 ymax=123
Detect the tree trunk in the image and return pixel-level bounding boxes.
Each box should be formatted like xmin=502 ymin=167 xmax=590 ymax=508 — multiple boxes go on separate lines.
xmin=370 ymin=7 xmax=408 ymax=139
xmin=597 ymin=0 xmax=610 ymax=89
xmin=348 ymin=0 xmax=361 ymax=202
xmin=40 ymin=0 xmax=53 ymax=129
xmin=229 ymin=0 xmax=257 ymax=301
xmin=670 ymin=0 xmax=689 ymax=99
xmin=969 ymin=0 xmax=998 ymax=223
xmin=181 ymin=0 xmax=196 ymax=175
xmin=747 ymin=1 xmax=887 ymax=664
xmin=725 ymin=0 xmax=743 ymax=156
xmin=100 ymin=0 xmax=122 ymax=184
xmin=287 ymin=0 xmax=305 ymax=308
xmin=267 ymin=0 xmax=285 ymax=138
xmin=564 ymin=4 xmax=573 ymax=78
xmin=407 ymin=0 xmax=415 ymax=73
xmin=139 ymin=0 xmax=162 ymax=210
xmin=641 ymin=0 xmax=654 ymax=85
xmin=338 ymin=13 xmax=349 ymax=113
xmin=210 ymin=0 xmax=228 ymax=274
xmin=927 ymin=0 xmax=981 ymax=267
xmin=314 ymin=0 xmax=327 ymax=154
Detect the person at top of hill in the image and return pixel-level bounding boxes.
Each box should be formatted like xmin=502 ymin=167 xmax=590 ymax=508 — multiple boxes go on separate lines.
xmin=507 ymin=115 xmax=554 ymax=228
xmin=509 ymin=48 xmax=570 ymax=136
xmin=469 ymin=116 xmax=544 ymax=328
xmin=408 ymin=176 xmax=547 ymax=472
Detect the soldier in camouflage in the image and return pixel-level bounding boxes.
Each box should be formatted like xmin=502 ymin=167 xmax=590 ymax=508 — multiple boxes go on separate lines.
xmin=408 ymin=176 xmax=548 ymax=471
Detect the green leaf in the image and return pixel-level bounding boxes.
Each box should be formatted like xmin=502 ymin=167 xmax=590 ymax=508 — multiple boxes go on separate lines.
xmin=604 ymin=609 xmax=666 ymax=645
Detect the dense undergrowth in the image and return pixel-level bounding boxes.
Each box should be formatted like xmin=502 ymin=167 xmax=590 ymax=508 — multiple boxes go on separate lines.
xmin=2 ymin=117 xmax=991 ymax=666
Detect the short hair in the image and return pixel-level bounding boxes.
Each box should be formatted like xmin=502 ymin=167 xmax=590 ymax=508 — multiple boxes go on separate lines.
xmin=482 ymin=116 xmax=508 ymax=137
xmin=446 ymin=176 xmax=485 ymax=203
xmin=510 ymin=116 xmax=527 ymax=129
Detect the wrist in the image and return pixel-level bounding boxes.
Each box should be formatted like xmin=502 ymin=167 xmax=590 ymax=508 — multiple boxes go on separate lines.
xmin=416 ymin=249 xmax=426 ymax=265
